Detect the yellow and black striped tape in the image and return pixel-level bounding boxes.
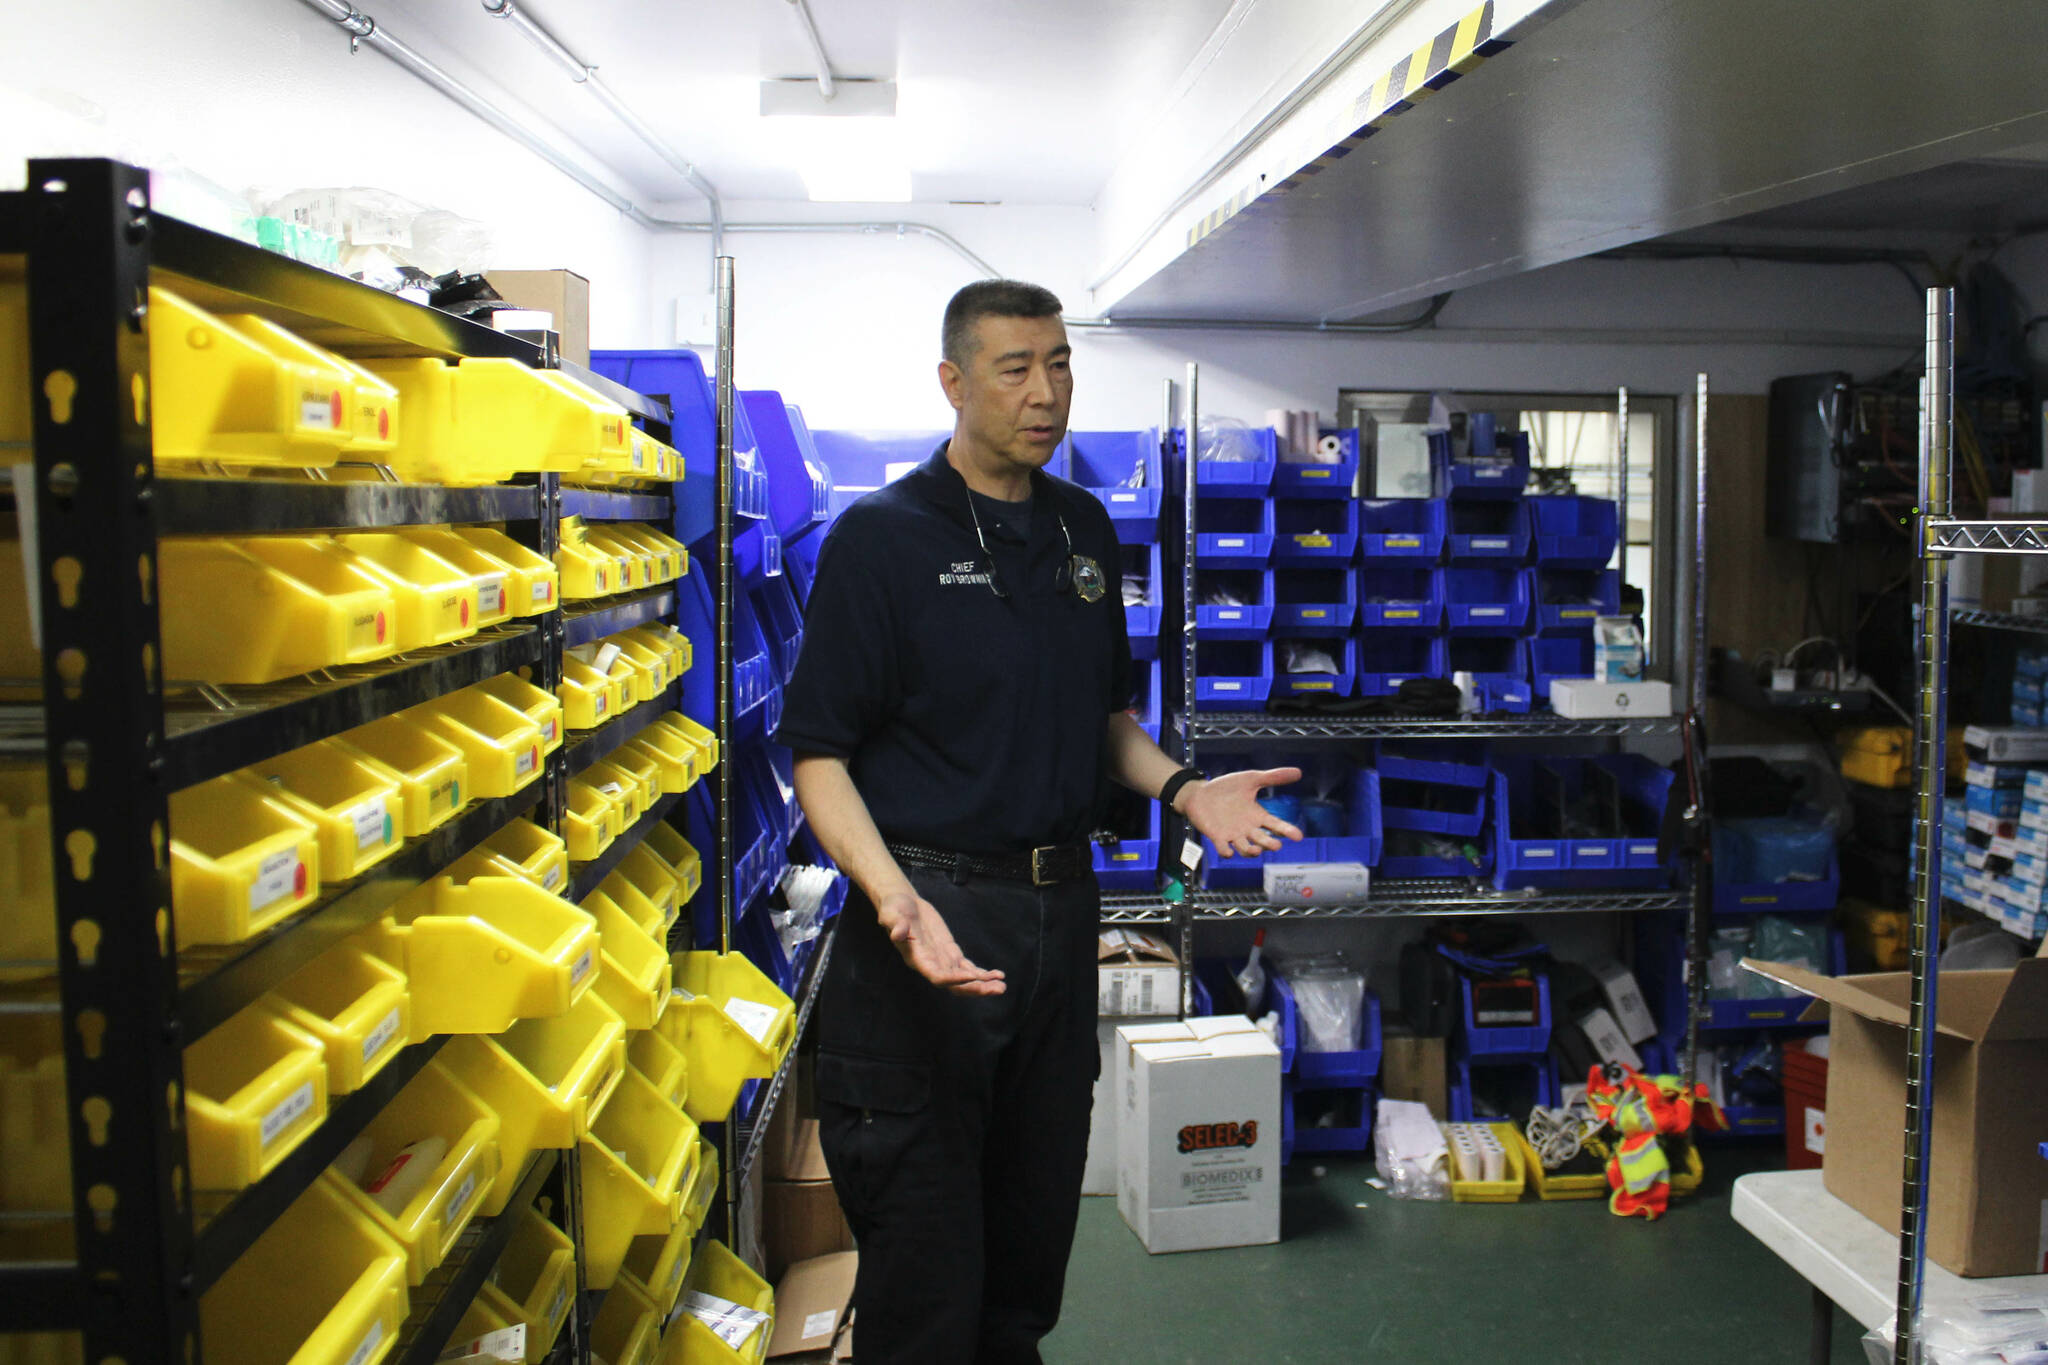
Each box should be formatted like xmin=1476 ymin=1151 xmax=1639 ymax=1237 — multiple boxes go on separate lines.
xmin=1185 ymin=0 xmax=1507 ymax=249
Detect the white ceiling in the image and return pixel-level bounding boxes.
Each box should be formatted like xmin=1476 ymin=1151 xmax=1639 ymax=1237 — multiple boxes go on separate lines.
xmin=370 ymin=0 xmax=1239 ymax=208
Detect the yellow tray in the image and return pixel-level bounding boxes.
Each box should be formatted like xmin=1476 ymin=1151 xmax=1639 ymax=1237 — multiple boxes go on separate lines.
xmin=660 ymin=952 xmax=795 ymax=1125
xmin=621 ymin=731 xmax=691 ymax=797
xmin=0 ymin=1020 xmax=71 ymax=1214
xmin=394 ymin=527 xmax=515 ymax=629
xmin=609 ymin=635 xmax=672 ymax=697
xmin=361 ymin=358 xmax=626 ymax=484
xmin=582 ymin=526 xmax=649 ymax=593
xmin=449 ymin=1291 xmax=514 ymax=1350
xmin=613 ymin=845 xmax=682 ymax=926
xmin=638 ymin=527 xmax=690 ymax=583
xmin=556 ymin=526 xmax=616 ymax=601
xmin=150 ymin=288 xmax=354 ymax=469
xmin=480 ymin=819 xmax=571 ymax=898
xmin=1507 ymin=1124 xmax=1608 ymax=1202
xmin=171 ymin=774 xmax=321 ymax=948
xmin=660 ymin=1240 xmax=774 ymax=1365
xmin=627 ymin=1028 xmax=689 ymax=1115
xmin=648 ymin=714 xmax=719 ymax=779
xmin=601 ymin=746 xmax=663 ymax=815
xmin=680 ymin=1135 xmax=720 ymax=1237
xmin=581 ymin=758 xmax=649 ymax=824
xmin=335 ymin=533 xmax=480 ymax=650
xmin=409 ymin=690 xmax=544 ymax=799
xmin=219 ymin=313 xmax=402 ymax=461
xmin=200 ymin=1177 xmax=409 ymax=1365
xmin=473 ymin=673 xmax=566 ymax=758
xmin=558 ymin=657 xmax=618 ymax=732
xmin=241 ymin=740 xmax=404 ymax=882
xmin=444 ymin=991 xmax=625 ymax=1215
xmin=1443 ymin=1121 xmax=1528 ymax=1203
xmin=603 ymin=525 xmax=677 ymax=585
xmin=594 ymin=869 xmax=665 ymax=941
xmin=328 ymin=1060 xmax=501 ymax=1285
xmin=372 ymin=875 xmax=598 ymax=1036
xmin=0 ymin=766 xmax=55 ymax=984
xmin=158 ymin=536 xmax=397 ymax=684
xmin=578 ymin=1066 xmax=699 ymax=1288
xmin=592 ymin=1285 xmax=661 ymax=1365
xmin=331 ymin=716 xmax=468 ymax=841
xmin=265 ymin=941 xmax=411 ymax=1095
xmin=185 ymin=1005 xmax=328 ymax=1191
xmin=565 ymin=779 xmax=622 ymax=863
xmin=585 ymin=893 xmax=672 ymax=1032
xmin=619 ymin=1194 xmax=694 ymax=1319
xmin=642 ymin=824 xmax=704 ymax=906
xmin=488 ymin=1208 xmax=577 ymax=1362
xmin=451 ymin=526 xmax=559 ymax=618
xmin=618 ymin=628 xmax=685 ymax=689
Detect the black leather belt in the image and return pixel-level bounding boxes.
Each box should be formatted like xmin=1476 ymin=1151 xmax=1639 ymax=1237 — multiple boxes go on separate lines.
xmin=886 ymin=840 xmax=1092 ymax=886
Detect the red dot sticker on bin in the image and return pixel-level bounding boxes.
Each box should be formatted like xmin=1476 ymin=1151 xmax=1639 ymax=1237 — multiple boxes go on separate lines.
xmin=249 ymin=848 xmax=305 ymax=911
xmin=460 ymin=599 xmax=470 ymax=627
xmin=376 ymin=611 xmax=388 ymax=643
xmin=377 ymin=408 xmax=390 ymax=440
xmin=330 ymin=390 xmax=344 ymax=428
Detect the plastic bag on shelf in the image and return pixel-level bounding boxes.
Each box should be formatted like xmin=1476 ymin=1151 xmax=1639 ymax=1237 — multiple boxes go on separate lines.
xmin=1197 ymin=416 xmax=1259 ymax=463
xmin=1123 ymin=573 xmax=1149 ymax=607
xmin=1861 ymin=1298 xmax=2048 ymax=1365
xmin=1283 ymin=953 xmax=1365 ymax=1053
xmin=1280 ymin=641 xmax=1339 ymax=676
xmin=1708 ymin=924 xmax=1753 ymax=1000
xmin=1751 ymin=916 xmax=1826 ymax=995
xmin=1373 ymin=1097 xmax=1449 ymax=1200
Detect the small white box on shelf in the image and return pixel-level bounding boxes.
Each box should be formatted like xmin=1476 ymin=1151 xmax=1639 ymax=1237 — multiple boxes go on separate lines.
xmin=1549 ymin=679 xmax=1672 ymax=718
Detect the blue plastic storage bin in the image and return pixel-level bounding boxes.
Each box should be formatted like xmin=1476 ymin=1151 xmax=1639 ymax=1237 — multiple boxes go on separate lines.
xmin=730 ymin=586 xmax=775 ymax=719
xmin=1528 ymin=495 xmax=1620 ymax=570
xmin=734 ymin=519 xmax=781 ymax=586
xmin=805 ymin=430 xmax=947 ymax=491
xmin=1275 ymin=637 xmax=1358 ymax=699
xmin=1271 ymin=430 xmax=1360 ymax=499
xmin=1446 ymin=636 xmax=1528 ymax=697
xmin=1358 ymin=499 xmax=1447 ymax=561
xmin=1460 ymin=973 xmax=1552 ymax=1056
xmin=1124 ymin=542 xmax=1163 ymax=659
xmin=591 ymin=349 xmax=721 ymax=544
xmin=1194 ymin=569 xmax=1274 ymax=640
xmin=1442 ymin=567 xmax=1533 ymax=635
xmin=1271 ymin=767 xmax=1382 ymax=867
xmin=1358 ymin=565 xmax=1442 ymax=630
xmin=740 ymin=390 xmax=829 ymax=544
xmin=1380 ymin=829 xmax=1492 ymax=879
xmin=1273 ymin=568 xmax=1357 ymax=637
xmin=1528 ymin=634 xmax=1596 ymax=700
xmin=1093 ymin=794 xmax=1160 ymax=890
xmin=1356 ymin=633 xmax=1447 ymax=697
xmin=1193 ymin=499 xmax=1275 ymax=568
xmin=1174 ymin=426 xmax=1277 ymax=497
xmin=1378 ymin=773 xmax=1487 ymax=838
xmin=1713 ymin=817 xmax=1841 ymax=913
xmin=751 ymin=574 xmax=804 ymax=685
xmin=783 ymin=535 xmax=817 ymax=609
xmin=1194 ymin=640 xmax=1274 ymax=710
xmin=1431 ymin=429 xmax=1530 ymax=499
xmin=1445 ymin=499 xmax=1532 ymax=563
xmin=782 ymin=405 xmax=835 ymax=533
xmin=1704 ymin=933 xmax=1847 ymax=1029
xmin=1286 ymin=1083 xmax=1375 ymax=1156
xmin=1448 ymin=1054 xmax=1557 ymax=1122
xmin=1126 ymin=658 xmax=1163 ymax=731
xmin=1376 ymin=742 xmax=1490 ymax=790
xmin=1491 ymin=754 xmax=1675 ymax=890
xmin=1281 ymin=980 xmax=1383 ymax=1086
xmin=1534 ymin=567 xmax=1620 ymax=634
xmin=1066 ymin=430 xmax=1164 ymax=543
xmin=1273 ymin=500 xmax=1359 ymax=564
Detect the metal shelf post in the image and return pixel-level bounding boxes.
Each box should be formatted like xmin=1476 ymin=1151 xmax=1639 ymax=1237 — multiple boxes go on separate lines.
xmin=1681 ymin=374 xmax=1714 ymax=1091
xmin=1177 ymin=363 xmax=1199 ymax=1018
xmin=714 ymin=255 xmax=742 ymax=1246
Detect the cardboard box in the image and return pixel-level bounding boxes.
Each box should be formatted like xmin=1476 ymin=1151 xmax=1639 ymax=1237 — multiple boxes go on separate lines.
xmin=1590 ymin=957 xmax=1659 ymax=1044
xmin=766 ymin=1252 xmax=856 ymax=1359
xmin=1746 ymin=956 xmax=2048 ymax=1277
xmin=1086 ymin=1017 xmax=1149 ymax=1195
xmin=1115 ymin=1016 xmax=1281 ymax=1254
xmin=1550 ymin=678 xmax=1673 ymax=718
xmin=1098 ymin=930 xmax=1180 ymax=1017
xmin=1379 ymin=1032 xmax=1448 ymax=1119
xmin=764 ymin=1180 xmax=855 ymax=1283
xmin=1576 ymin=1006 xmax=1643 ymax=1070
xmin=484 ymin=268 xmax=591 ymax=368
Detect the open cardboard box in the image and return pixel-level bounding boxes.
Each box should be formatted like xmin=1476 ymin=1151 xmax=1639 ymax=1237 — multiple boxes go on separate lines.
xmin=1744 ymin=955 xmax=2048 ymax=1277
xmin=766 ymin=1252 xmax=856 ymax=1360
xmin=1098 ymin=928 xmax=1180 ymax=1017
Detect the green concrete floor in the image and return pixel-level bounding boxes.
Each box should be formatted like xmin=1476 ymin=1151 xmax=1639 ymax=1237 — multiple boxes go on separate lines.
xmin=1049 ymin=1147 xmax=1866 ymax=1364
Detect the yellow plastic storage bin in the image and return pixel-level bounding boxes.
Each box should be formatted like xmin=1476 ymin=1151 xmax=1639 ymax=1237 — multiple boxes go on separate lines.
xmin=474 ymin=673 xmax=566 ymax=757
xmin=556 ymin=527 xmax=616 ymax=601
xmin=583 ymin=526 xmax=648 ymax=593
xmin=660 ymin=953 xmax=795 ymax=1125
xmin=565 ymin=780 xmax=622 ymax=863
xmin=594 ymin=870 xmax=665 ymax=941
xmin=591 ymin=1285 xmax=660 ymax=1365
xmin=1443 ymin=1121 xmax=1528 ymax=1203
xmin=597 ymin=644 xmax=654 ymax=709
xmin=451 ymin=526 xmax=559 ymax=618
xmin=241 ymin=740 xmax=404 ymax=882
xmin=448 ymin=1291 xmax=514 ymax=1348
xmin=613 ymin=845 xmax=682 ymax=926
xmin=637 ymin=528 xmax=690 ymax=584
xmin=335 ymin=533 xmax=480 ymax=651
xmin=578 ymin=1066 xmax=699 ymax=1288
xmin=409 ymin=690 xmax=544 ymax=799
xmin=149 ymin=288 xmax=354 ymax=470
xmin=327 ymin=1060 xmax=502 ymax=1285
xmin=601 ymin=746 xmax=663 ymax=815
xmin=661 ymin=1240 xmax=774 ymax=1365
xmin=0 ymin=767 xmax=55 ymax=984
xmin=331 ymin=715 xmax=469 ymax=840
xmin=444 ymin=991 xmax=626 ymax=1216
xmin=649 ymin=714 xmax=720 ymax=779
xmin=610 ymin=636 xmax=671 ymax=700
xmin=619 ymin=1197 xmax=694 ymax=1318
xmin=558 ymin=657 xmax=618 ymax=732
xmin=199 ymin=1177 xmax=409 ymax=1365
xmin=486 ymin=1208 xmax=576 ymax=1362
xmin=1508 ymin=1124 xmax=1608 ymax=1202
xmin=184 ymin=1005 xmax=328 ymax=1191
xmin=265 ymin=942 xmax=412 ymax=1095
xmin=361 ymin=357 xmax=628 ymax=484
xmin=582 ymin=758 xmax=649 ymax=824
xmin=585 ymin=894 xmax=672 ymax=1032
xmin=170 ymin=774 xmax=321 ymax=948
xmin=680 ymin=1135 xmax=720 ymax=1237
xmin=219 ymin=313 xmax=402 ymax=461
xmin=480 ymin=819 xmax=571 ymax=898
xmin=627 ymin=1028 xmax=689 ymax=1114
xmin=371 ymin=875 xmax=598 ymax=1036
xmin=158 ymin=535 xmax=398 ymax=684
xmin=643 ymin=824 xmax=704 ymax=905
xmin=603 ymin=525 xmax=675 ymax=585
xmin=619 ymin=628 xmax=684 ymax=688
xmin=394 ymin=527 xmax=516 ymax=628
xmin=0 ymin=1021 xmax=70 ymax=1214
xmin=621 ymin=730 xmax=692 ymax=797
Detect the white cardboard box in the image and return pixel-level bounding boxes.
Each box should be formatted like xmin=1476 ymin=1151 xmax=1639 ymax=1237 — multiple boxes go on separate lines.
xmin=1097 ymin=930 xmax=1181 ymax=1018
xmin=1590 ymin=957 xmax=1659 ymax=1044
xmin=1549 ymin=678 xmax=1672 ymax=717
xmin=1577 ymin=1006 xmax=1643 ymax=1070
xmin=1115 ymin=1016 xmax=1281 ymax=1255
xmin=1084 ymin=1017 xmax=1145 ymax=1196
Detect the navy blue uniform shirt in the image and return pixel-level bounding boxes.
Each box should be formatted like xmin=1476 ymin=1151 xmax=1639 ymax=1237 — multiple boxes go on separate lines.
xmin=774 ymin=446 xmax=1133 ymax=856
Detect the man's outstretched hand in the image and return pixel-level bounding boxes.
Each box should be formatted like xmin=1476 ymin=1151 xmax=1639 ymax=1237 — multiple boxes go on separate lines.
xmin=1181 ymin=766 xmax=1305 ymax=857
xmin=874 ymin=888 xmax=1008 ymax=997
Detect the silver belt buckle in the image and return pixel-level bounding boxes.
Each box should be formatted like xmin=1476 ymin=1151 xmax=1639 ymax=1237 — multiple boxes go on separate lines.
xmin=1031 ymin=846 xmax=1056 ymax=886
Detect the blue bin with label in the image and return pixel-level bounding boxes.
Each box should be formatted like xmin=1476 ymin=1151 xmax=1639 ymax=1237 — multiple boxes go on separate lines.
xmin=1124 ymin=542 xmax=1163 ymax=659
xmin=1194 ymin=639 xmax=1274 ymax=711
xmin=1093 ymin=792 xmax=1160 ymax=891
xmin=1357 ymin=633 xmax=1447 ymax=697
xmin=1273 ymin=568 xmax=1357 ymax=637
xmin=1529 ymin=495 xmax=1619 ymax=570
xmin=1446 ymin=499 xmax=1532 ymax=563
xmin=1358 ymin=565 xmax=1442 ymax=630
xmin=1359 ymin=499 xmax=1447 ymax=562
xmin=1271 ymin=430 xmax=1359 ymax=499
xmin=1172 ymin=426 xmax=1278 ymax=497
xmin=1275 ymin=637 xmax=1358 ymax=698
xmin=1534 ymin=567 xmax=1620 ymax=634
xmin=1443 ymin=567 xmax=1533 ymax=635
xmin=1491 ymin=754 xmax=1675 ymax=890
xmin=1066 ymin=430 xmax=1164 ymax=542
xmin=1273 ymin=501 xmax=1359 ymax=565
xmin=1431 ymin=429 xmax=1530 ymax=499
xmin=1194 ymin=570 xmax=1274 ymax=640
xmin=1194 ymin=499 xmax=1275 ymax=568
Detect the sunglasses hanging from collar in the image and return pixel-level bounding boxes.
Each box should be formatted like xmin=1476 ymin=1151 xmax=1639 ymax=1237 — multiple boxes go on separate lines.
xmin=964 ymin=489 xmax=1105 ymax=603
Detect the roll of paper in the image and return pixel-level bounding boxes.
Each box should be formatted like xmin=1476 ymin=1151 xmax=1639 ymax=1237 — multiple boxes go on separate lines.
xmin=1316 ymin=434 xmax=1344 ymax=462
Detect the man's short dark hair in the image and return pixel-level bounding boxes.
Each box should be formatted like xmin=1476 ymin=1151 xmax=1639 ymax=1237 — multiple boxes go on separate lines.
xmin=942 ymin=279 xmax=1064 ymax=367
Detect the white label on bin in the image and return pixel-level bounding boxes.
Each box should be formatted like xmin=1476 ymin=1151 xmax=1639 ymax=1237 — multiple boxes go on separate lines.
xmin=1471 ymin=608 xmax=1506 ymax=617
xmin=570 ymin=950 xmax=594 ymax=988
xmin=351 ymin=797 xmax=390 ymax=852
xmin=448 ymin=1169 xmax=478 ymax=1220
xmin=723 ymin=997 xmax=781 ymax=1044
xmin=593 ymin=643 xmax=623 ymax=674
xmin=1219 ymin=610 xmax=1242 ymax=620
xmin=301 ymin=395 xmax=338 ymax=430
xmin=1629 ymin=844 xmax=1659 ymax=858
xmin=1526 ymin=848 xmax=1556 ymax=860
xmin=344 ymin=1320 xmax=384 ymax=1365
xmin=261 ymin=1081 xmax=315 ymax=1148
xmin=362 ymin=1007 xmax=403 ymax=1066
xmin=548 ymin=1282 xmax=570 ymax=1328
xmin=249 ymin=849 xmax=302 ymax=911
xmin=1111 ymin=492 xmax=1139 ymax=504
xmin=1803 ymin=1107 xmax=1825 ymax=1155
xmin=515 ymin=747 xmax=537 ymax=777
xmin=1218 ymin=538 xmax=1247 ymax=548
xmin=1475 ymin=538 xmax=1509 ymax=549
xmin=1214 ymin=682 xmax=1242 ymax=691
xmin=543 ymin=863 xmax=564 ymax=892
xmin=478 ymin=576 xmax=506 ymax=616
xmin=681 ymin=1293 xmax=767 ymax=1350
xmin=802 ymin=1310 xmax=839 ymax=1341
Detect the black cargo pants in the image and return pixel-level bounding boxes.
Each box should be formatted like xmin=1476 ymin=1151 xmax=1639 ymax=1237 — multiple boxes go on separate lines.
xmin=813 ymin=861 xmax=1100 ymax=1365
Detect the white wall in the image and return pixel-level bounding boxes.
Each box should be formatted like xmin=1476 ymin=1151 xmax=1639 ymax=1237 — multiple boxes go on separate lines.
xmin=0 ymin=0 xmax=662 ymax=348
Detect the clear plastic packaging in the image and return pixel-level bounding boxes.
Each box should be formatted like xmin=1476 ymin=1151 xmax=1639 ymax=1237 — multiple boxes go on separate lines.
xmin=1372 ymin=1097 xmax=1449 ymax=1201
xmin=1197 ymin=415 xmax=1259 ymax=463
xmin=1282 ymin=954 xmax=1365 ymax=1053
xmin=1861 ymin=1298 xmax=2048 ymax=1364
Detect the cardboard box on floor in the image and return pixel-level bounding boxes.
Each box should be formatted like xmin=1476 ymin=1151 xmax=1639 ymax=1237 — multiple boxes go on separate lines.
xmin=1746 ymin=956 xmax=2048 ymax=1277
xmin=483 ymin=268 xmax=590 ymax=367
xmin=1116 ymin=1015 xmax=1281 ymax=1254
xmin=760 ymin=1056 xmax=855 ymax=1281
xmin=766 ymin=1252 xmax=856 ymax=1359
xmin=1379 ymin=1031 xmax=1448 ymax=1119
xmin=1086 ymin=1017 xmax=1151 ymax=1195
xmin=1098 ymin=929 xmax=1180 ymax=1017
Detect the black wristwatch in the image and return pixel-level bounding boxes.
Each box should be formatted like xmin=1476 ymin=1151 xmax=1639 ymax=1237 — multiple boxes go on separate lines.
xmin=1158 ymin=767 xmax=1205 ymax=812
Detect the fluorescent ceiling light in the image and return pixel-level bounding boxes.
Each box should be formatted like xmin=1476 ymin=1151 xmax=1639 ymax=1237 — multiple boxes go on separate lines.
xmin=766 ymin=113 xmax=914 ymax=203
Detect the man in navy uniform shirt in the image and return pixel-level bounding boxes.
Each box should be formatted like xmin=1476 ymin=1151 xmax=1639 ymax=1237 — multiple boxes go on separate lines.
xmin=776 ymin=280 xmax=1298 ymax=1363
